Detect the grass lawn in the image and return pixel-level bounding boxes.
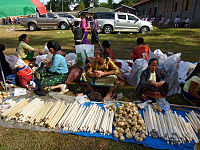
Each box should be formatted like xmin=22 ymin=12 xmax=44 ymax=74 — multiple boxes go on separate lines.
xmin=0 ymin=25 xmax=199 ymax=149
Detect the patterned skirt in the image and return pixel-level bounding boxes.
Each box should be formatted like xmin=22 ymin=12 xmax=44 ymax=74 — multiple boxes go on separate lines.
xmin=82 ymin=31 xmax=89 ymax=44
xmin=143 ymin=83 xmax=168 ymax=99
xmin=80 ymin=72 xmax=118 ymax=87
xmin=35 ymin=69 xmax=68 ymax=92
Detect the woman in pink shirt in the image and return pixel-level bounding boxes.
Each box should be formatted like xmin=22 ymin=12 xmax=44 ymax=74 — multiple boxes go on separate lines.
xmin=80 ymin=14 xmax=89 ymax=44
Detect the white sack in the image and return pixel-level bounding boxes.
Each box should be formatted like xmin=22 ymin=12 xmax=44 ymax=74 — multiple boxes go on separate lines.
xmin=127 ymin=59 xmax=148 ymax=87
xmin=5 ymin=55 xmax=27 ymax=70
xmin=65 ymin=53 xmax=77 ymax=66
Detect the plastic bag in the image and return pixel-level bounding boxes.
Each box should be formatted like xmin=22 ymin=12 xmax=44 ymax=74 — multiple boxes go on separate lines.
xmin=75 ymin=44 xmax=94 ymax=67
xmin=43 ymin=43 xmax=49 ymax=54
xmin=178 ymin=61 xmax=189 ymax=84
xmin=114 ymin=59 xmax=131 ymax=74
xmin=127 ymin=59 xmax=148 ymax=87
xmin=164 ymin=53 xmax=181 ymax=96
xmin=5 ymin=55 xmax=27 ymax=70
xmin=65 ymin=53 xmax=77 ymax=67
xmin=36 ymin=54 xmax=47 ymax=67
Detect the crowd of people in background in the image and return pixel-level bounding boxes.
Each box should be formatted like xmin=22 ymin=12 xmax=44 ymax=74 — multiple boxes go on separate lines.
xmin=0 ymin=17 xmax=20 ymax=25
xmin=140 ymin=15 xmax=191 ymax=28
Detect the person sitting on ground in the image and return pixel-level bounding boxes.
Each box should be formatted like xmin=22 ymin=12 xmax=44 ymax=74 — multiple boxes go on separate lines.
xmin=71 ymin=21 xmax=84 ymax=45
xmin=102 ymin=40 xmax=114 ymax=60
xmin=16 ymin=34 xmax=43 ymax=62
xmin=35 ymin=41 xmax=69 ymax=95
xmin=136 ymin=58 xmax=169 ymax=101
xmin=0 ymin=44 xmax=12 ymax=79
xmin=183 ymin=63 xmax=200 ymax=106
xmin=132 ymin=37 xmax=151 ymax=62
xmin=81 ymin=49 xmax=120 ymax=101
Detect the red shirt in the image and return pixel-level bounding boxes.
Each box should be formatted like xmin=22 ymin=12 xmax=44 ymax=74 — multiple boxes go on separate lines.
xmin=131 ymin=45 xmax=151 ymax=61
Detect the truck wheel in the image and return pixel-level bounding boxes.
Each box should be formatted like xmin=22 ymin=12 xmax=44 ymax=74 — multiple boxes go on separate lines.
xmin=60 ymin=22 xmax=68 ymax=30
xmin=140 ymin=26 xmax=149 ymax=34
xmin=103 ymin=25 xmax=113 ymax=34
xmin=28 ymin=23 xmax=37 ymax=31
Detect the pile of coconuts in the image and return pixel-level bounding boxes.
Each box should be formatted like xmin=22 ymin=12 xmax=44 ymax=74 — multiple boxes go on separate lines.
xmin=108 ymin=103 xmax=146 ymax=142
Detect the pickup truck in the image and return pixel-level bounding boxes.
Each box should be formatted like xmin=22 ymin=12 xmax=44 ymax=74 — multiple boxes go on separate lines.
xmin=20 ymin=12 xmax=80 ymax=31
xmin=95 ymin=12 xmax=153 ymax=34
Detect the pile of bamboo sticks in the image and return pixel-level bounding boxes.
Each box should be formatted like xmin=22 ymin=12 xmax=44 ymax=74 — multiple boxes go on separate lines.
xmin=143 ymin=105 xmax=199 ymax=144
xmin=58 ymin=101 xmax=114 ymax=135
xmin=2 ymin=98 xmax=68 ymax=129
xmin=186 ymin=110 xmax=200 ymax=132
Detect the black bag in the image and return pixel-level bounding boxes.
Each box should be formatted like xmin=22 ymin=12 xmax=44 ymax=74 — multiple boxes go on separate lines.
xmin=74 ymin=27 xmax=83 ymax=40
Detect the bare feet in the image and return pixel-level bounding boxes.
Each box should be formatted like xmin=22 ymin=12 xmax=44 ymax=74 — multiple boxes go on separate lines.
xmin=60 ymin=84 xmax=69 ymax=94
xmin=103 ymin=94 xmax=112 ymax=101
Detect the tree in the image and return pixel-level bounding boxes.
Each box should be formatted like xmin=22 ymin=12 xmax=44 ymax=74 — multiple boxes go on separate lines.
xmin=46 ymin=0 xmax=75 ymax=12
xmin=107 ymin=0 xmax=114 ymax=9
xmin=77 ymin=2 xmax=85 ymax=11
xmin=119 ymin=0 xmax=140 ymax=7
xmin=99 ymin=2 xmax=108 ymax=8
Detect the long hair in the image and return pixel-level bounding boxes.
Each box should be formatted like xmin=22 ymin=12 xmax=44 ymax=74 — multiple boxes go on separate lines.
xmin=47 ymin=41 xmax=61 ymax=52
xmin=186 ymin=63 xmax=200 ymax=80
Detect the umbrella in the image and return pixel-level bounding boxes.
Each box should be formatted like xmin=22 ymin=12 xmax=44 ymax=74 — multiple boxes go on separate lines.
xmin=0 ymin=0 xmax=47 ymax=18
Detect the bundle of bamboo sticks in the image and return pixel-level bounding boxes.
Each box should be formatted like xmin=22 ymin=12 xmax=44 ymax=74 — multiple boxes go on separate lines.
xmin=186 ymin=110 xmax=200 ymax=133
xmin=2 ymin=98 xmax=68 ymax=129
xmin=58 ymin=101 xmax=114 ymax=135
xmin=143 ymin=105 xmax=199 ymax=144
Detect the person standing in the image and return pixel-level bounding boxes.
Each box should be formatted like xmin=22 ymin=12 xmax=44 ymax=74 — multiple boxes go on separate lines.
xmin=80 ymin=13 xmax=89 ymax=44
xmin=71 ymin=21 xmax=84 ymax=45
xmin=91 ymin=14 xmax=102 ymax=48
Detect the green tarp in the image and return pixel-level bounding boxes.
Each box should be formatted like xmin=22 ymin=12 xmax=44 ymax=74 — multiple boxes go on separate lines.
xmin=0 ymin=0 xmax=36 ymax=18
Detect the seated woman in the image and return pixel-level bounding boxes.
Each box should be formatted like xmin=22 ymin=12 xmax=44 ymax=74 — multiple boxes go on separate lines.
xmin=16 ymin=34 xmax=43 ymax=62
xmin=0 ymin=44 xmax=12 ymax=78
xmin=102 ymin=40 xmax=114 ymax=60
xmin=136 ymin=58 xmax=169 ymax=101
xmin=35 ymin=41 xmax=69 ymax=94
xmin=81 ymin=50 xmax=119 ymax=101
xmin=132 ymin=37 xmax=151 ymax=62
xmin=183 ymin=63 xmax=200 ymax=106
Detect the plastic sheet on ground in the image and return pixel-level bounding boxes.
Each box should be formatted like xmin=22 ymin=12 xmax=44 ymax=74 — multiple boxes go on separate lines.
xmin=61 ymin=102 xmax=197 ymax=150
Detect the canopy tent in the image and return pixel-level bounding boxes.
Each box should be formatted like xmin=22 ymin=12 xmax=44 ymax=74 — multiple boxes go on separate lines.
xmin=0 ymin=0 xmax=47 ymax=18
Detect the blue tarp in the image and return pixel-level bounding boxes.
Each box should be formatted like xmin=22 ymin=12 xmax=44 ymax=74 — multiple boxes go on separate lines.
xmin=61 ymin=102 xmax=197 ymax=150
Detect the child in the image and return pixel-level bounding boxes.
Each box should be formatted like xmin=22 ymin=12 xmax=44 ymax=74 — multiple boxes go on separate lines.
xmin=80 ymin=13 xmax=89 ymax=44
xmin=71 ymin=21 xmax=84 ymax=45
xmin=91 ymin=14 xmax=102 ymax=48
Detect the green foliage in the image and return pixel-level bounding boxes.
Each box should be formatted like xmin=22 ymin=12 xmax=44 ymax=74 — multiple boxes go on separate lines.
xmin=99 ymin=2 xmax=108 ymax=8
xmin=46 ymin=0 xmax=75 ymax=12
xmin=119 ymin=0 xmax=140 ymax=7
xmin=77 ymin=2 xmax=85 ymax=11
xmin=107 ymin=0 xmax=114 ymax=8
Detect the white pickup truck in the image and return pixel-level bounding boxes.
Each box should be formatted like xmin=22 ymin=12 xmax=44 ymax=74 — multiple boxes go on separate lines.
xmin=96 ymin=12 xmax=153 ymax=34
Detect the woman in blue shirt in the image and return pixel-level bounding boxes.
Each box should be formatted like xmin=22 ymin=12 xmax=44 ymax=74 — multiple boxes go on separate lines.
xmin=35 ymin=41 xmax=68 ymax=94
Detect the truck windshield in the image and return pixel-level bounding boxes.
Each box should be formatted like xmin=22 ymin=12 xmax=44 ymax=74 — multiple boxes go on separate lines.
xmin=96 ymin=13 xmax=114 ymax=19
